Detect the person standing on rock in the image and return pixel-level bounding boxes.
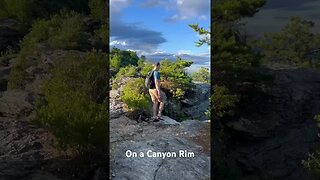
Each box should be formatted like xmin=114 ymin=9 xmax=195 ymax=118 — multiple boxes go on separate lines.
xmin=149 ymin=62 xmax=166 ymax=122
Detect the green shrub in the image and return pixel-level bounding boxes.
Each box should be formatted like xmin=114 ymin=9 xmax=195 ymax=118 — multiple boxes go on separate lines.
xmin=159 ymin=58 xmax=194 ymax=100
xmin=301 ymin=115 xmax=320 ymax=178
xmin=112 ymin=65 xmax=137 ymax=90
xmin=117 ymin=65 xmax=137 ymax=78
xmin=89 ymin=0 xmax=108 ymax=50
xmin=204 ymin=96 xmax=211 ymax=119
xmin=205 ymin=109 xmax=211 ymax=119
xmin=121 ymin=78 xmax=150 ymax=111
xmin=110 ymin=54 xmax=121 ymax=71
xmin=191 ymin=67 xmax=210 ymax=83
xmin=138 ymin=60 xmax=153 ymax=77
xmin=171 ymin=88 xmax=185 ymax=100
xmin=0 ymin=0 xmax=90 ymax=25
xmin=258 ymin=17 xmax=320 ymax=67
xmin=47 ymin=13 xmax=89 ymax=50
xmin=315 ymin=115 xmax=320 ymax=128
xmin=89 ymin=0 xmax=107 ymax=22
xmin=7 ymin=46 xmax=38 ymax=89
xmin=94 ymin=24 xmax=108 ymax=44
xmin=0 ymin=0 xmax=38 ymax=24
xmin=212 ymin=85 xmax=239 ymax=119
xmin=35 ymin=50 xmax=108 ymax=153
xmin=7 ymin=58 xmax=28 ymax=89
xmin=21 ymin=11 xmax=89 ymax=51
xmin=111 ymin=78 xmax=120 ymax=90
xmin=302 ymin=151 xmax=320 ymax=178
xmin=109 ymin=48 xmax=139 ymax=73
xmin=8 ymin=11 xmax=91 ymax=89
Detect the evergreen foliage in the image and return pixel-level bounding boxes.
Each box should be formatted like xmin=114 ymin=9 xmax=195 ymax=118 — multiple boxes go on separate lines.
xmin=35 ymin=50 xmax=108 ymax=153
xmin=110 ymin=48 xmax=139 ymax=72
xmin=121 ymin=78 xmax=150 ymax=111
xmin=258 ymin=17 xmax=320 ymax=68
xmin=0 ymin=0 xmax=90 ymax=24
xmin=191 ymin=67 xmax=210 ymax=83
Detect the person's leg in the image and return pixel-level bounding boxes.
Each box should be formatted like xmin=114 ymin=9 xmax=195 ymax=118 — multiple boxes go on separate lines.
xmin=158 ymin=102 xmax=164 ymax=117
xmin=153 ymin=101 xmax=159 ymax=118
xmin=149 ymin=89 xmax=159 ymax=119
xmin=157 ymin=91 xmax=166 ymax=117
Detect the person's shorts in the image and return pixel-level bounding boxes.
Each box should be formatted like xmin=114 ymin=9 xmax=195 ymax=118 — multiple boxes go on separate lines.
xmin=149 ymin=89 xmax=167 ymax=103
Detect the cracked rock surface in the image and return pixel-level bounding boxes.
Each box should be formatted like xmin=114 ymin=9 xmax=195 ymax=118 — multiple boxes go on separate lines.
xmin=110 ymin=116 xmax=211 ymax=180
xmin=217 ymin=68 xmax=320 ymax=179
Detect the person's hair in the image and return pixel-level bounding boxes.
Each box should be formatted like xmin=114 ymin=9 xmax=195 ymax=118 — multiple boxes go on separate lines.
xmin=154 ymin=62 xmax=160 ymax=69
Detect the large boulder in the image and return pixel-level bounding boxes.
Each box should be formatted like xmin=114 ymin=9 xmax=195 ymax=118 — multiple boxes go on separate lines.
xmin=0 ymin=117 xmax=55 ymax=180
xmin=217 ymin=68 xmax=320 ymax=179
xmin=110 ymin=116 xmax=210 ymax=180
xmin=0 ymin=90 xmax=34 ymax=118
xmin=178 ymin=82 xmax=210 ymax=121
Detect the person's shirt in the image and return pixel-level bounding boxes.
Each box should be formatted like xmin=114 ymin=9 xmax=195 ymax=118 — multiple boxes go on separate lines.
xmin=150 ymin=70 xmax=160 ymax=89
xmin=154 ymin=70 xmax=160 ymax=82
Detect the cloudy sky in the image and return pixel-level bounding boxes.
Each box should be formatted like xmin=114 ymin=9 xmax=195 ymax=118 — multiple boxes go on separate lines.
xmin=110 ymin=0 xmax=210 ymax=73
xmin=244 ymin=0 xmax=320 ymax=38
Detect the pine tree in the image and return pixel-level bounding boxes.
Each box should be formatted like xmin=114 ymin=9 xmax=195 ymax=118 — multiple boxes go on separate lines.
xmin=258 ymin=17 xmax=320 ymax=68
xmin=212 ymin=0 xmax=265 ymax=80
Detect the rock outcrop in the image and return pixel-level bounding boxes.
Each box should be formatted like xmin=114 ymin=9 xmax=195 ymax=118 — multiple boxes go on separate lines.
xmin=0 ymin=47 xmax=61 ymax=180
xmin=110 ymin=115 xmax=211 ymax=180
xmin=109 ymin=77 xmax=131 ymax=119
xmin=0 ymin=18 xmax=27 ymax=52
xmin=0 ymin=13 xmax=109 ymax=179
xmin=217 ymin=68 xmax=320 ymax=179
xmin=0 ymin=116 xmax=55 ymax=180
xmin=0 ymin=45 xmax=107 ymax=180
xmin=182 ymin=82 xmax=210 ymax=120
xmin=109 ymin=74 xmax=211 ymax=179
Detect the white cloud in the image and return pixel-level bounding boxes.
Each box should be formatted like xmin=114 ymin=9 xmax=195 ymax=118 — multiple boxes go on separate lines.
xmin=176 ymin=0 xmax=209 ymax=17
xmin=173 ymin=0 xmax=210 ymax=21
xmin=186 ymin=63 xmax=210 ymax=74
xmin=177 ymin=50 xmax=192 ymax=55
xmin=110 ymin=0 xmax=131 ymax=12
xmin=110 ymin=40 xmax=127 ymax=46
xmin=201 ymin=15 xmax=207 ymax=19
xmin=142 ymin=0 xmax=210 ymax=21
xmin=198 ymin=33 xmax=210 ymax=39
xmin=110 ymin=0 xmax=131 ymax=20
xmin=110 ymin=0 xmax=210 ymax=69
xmin=110 ymin=20 xmax=167 ymax=53
xmin=144 ymin=50 xmax=210 ymax=66
xmin=140 ymin=0 xmax=176 ymax=10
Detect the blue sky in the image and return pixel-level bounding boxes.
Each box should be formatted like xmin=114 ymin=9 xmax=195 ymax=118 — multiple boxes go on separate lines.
xmin=110 ymin=0 xmax=210 ymax=72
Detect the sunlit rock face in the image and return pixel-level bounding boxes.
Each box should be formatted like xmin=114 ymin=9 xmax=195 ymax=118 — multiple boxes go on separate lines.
xmin=110 ymin=116 xmax=211 ymax=180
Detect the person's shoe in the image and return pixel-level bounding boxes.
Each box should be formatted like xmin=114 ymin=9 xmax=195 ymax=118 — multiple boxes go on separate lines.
xmin=157 ymin=116 xmax=164 ymax=120
xmin=151 ymin=117 xmax=160 ymax=122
